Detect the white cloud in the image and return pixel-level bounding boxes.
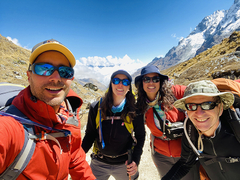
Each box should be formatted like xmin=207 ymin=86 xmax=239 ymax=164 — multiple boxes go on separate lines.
xmin=171 ymin=34 xmax=184 ymax=42
xmin=6 ymin=36 xmax=31 ymax=50
xmin=74 ymin=55 xmax=147 ymax=86
xmin=171 ymin=33 xmax=176 ymax=38
xmin=190 ymin=27 xmax=193 ymax=33
xmin=7 ymin=36 xmax=21 ymax=46
xmin=157 ymin=55 xmax=164 ymax=58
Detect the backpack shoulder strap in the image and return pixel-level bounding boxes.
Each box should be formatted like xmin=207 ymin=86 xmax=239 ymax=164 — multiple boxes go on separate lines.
xmin=223 ymin=108 xmax=240 ymax=144
xmin=183 ymin=115 xmax=201 ymax=156
xmin=0 ymin=105 xmax=36 ymax=180
xmin=95 ymin=99 xmax=134 ymax=133
xmin=93 ymin=98 xmax=136 ymax=153
xmin=65 ymin=99 xmax=79 ymax=126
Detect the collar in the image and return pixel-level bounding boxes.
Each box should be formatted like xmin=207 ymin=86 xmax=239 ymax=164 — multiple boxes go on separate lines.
xmin=111 ymin=98 xmax=126 ymax=113
xmin=146 ymin=92 xmax=160 ymax=106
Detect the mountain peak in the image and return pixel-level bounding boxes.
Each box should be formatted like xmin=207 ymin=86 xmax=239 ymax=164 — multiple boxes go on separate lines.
xmin=234 ymin=0 xmax=240 ymax=4
xmin=148 ymin=0 xmax=240 ymax=70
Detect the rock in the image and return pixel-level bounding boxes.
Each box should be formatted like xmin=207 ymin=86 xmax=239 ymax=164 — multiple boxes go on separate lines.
xmin=83 ymin=83 xmax=98 ymax=91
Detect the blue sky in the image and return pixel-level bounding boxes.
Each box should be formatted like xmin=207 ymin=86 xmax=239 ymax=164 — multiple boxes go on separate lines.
xmin=1 ymin=0 xmax=233 ymax=85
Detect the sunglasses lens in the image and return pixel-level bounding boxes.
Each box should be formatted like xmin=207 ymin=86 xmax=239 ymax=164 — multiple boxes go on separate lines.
xmin=142 ymin=77 xmax=151 ymax=83
xmin=185 ymin=104 xmax=197 ymax=111
xmin=122 ymin=79 xmax=130 ymax=86
xmin=143 ymin=76 xmax=160 ymax=83
xmin=185 ymin=102 xmax=218 ymax=111
xmin=59 ymin=66 xmax=74 ymax=79
xmin=33 ymin=63 xmax=74 ymax=79
xmin=201 ymin=102 xmax=216 ymax=110
xmin=34 ymin=63 xmax=54 ymax=76
xmin=112 ymin=78 xmax=130 ymax=86
xmin=152 ymin=76 xmax=160 ymax=83
xmin=112 ymin=78 xmax=120 ymax=85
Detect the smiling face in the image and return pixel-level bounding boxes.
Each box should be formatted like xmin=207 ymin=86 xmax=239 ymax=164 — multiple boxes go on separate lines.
xmin=111 ymin=74 xmax=130 ymax=105
xmin=185 ymin=95 xmax=223 ymax=137
xmin=27 ymin=51 xmax=73 ymax=112
xmin=143 ymin=73 xmax=160 ymax=101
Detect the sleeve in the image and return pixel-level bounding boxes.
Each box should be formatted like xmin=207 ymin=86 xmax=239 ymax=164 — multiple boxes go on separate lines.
xmin=68 ymin=103 xmax=96 ymax=180
xmin=132 ymin=113 xmax=146 ymax=166
xmin=81 ymin=101 xmax=99 ymax=153
xmin=161 ymin=132 xmax=198 ymax=180
xmin=0 ymin=116 xmax=25 ymax=174
xmin=171 ymin=84 xmax=186 ymax=99
xmin=69 ymin=147 xmax=96 ymax=180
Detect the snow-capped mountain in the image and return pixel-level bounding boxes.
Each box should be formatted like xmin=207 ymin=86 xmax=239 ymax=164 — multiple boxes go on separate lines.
xmin=150 ymin=0 xmax=240 ymax=70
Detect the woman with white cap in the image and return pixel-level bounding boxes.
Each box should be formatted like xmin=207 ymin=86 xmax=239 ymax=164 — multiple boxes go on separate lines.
xmin=135 ymin=65 xmax=198 ymax=179
xmin=82 ymin=70 xmax=145 ymax=180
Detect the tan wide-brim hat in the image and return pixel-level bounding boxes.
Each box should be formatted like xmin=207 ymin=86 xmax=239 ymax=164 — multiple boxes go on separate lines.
xmin=174 ymin=80 xmax=234 ymax=110
xmin=29 ymin=39 xmax=76 ymax=67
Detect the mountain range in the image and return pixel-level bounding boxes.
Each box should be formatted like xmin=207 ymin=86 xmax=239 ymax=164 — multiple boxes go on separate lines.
xmin=138 ymin=0 xmax=240 ymax=73
xmin=1 ymin=0 xmax=240 ymax=90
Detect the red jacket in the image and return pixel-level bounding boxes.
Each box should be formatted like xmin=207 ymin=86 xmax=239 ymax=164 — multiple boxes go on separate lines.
xmin=0 ymin=87 xmax=95 ymax=180
xmin=145 ymin=85 xmax=186 ymax=157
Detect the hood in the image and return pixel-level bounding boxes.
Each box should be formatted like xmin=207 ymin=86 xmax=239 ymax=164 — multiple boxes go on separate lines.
xmin=12 ymin=86 xmax=82 ymax=128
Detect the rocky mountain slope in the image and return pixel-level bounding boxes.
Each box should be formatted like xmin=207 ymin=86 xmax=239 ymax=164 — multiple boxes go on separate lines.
xmin=162 ymin=31 xmax=240 ymax=85
xmin=148 ymin=0 xmax=240 ymax=71
xmin=132 ymin=31 xmax=240 ymax=86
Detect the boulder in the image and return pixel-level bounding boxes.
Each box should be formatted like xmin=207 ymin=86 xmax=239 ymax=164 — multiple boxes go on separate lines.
xmin=83 ymin=83 xmax=98 ymax=91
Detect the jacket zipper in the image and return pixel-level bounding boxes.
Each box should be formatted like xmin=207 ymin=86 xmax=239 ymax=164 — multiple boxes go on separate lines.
xmin=109 ymin=114 xmax=115 ymax=142
xmin=168 ymin=141 xmax=172 ymax=157
xmin=209 ymin=138 xmax=223 ymax=171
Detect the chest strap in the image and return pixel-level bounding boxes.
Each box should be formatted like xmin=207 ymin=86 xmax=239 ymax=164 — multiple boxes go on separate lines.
xmin=203 ymin=156 xmax=240 ymax=166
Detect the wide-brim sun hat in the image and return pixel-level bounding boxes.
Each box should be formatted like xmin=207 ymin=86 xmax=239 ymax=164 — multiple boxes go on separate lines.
xmin=29 ymin=39 xmax=76 ymax=67
xmin=174 ymin=80 xmax=234 ymax=110
xmin=134 ymin=65 xmax=168 ymax=87
xmin=111 ymin=70 xmax=132 ymax=83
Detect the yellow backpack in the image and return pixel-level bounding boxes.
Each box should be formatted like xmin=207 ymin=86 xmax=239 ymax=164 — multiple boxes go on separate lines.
xmin=93 ymin=98 xmax=136 ymax=154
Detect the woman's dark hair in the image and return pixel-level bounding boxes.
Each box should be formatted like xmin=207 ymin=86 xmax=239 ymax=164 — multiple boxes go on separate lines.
xmin=101 ymin=81 xmax=136 ymax=122
xmin=136 ymin=77 xmax=175 ymax=114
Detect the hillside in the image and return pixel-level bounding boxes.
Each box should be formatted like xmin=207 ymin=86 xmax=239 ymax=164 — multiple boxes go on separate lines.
xmin=142 ymin=0 xmax=240 ymax=73
xmin=161 ymin=31 xmax=240 ymax=85
xmin=0 ymin=34 xmax=104 ymax=127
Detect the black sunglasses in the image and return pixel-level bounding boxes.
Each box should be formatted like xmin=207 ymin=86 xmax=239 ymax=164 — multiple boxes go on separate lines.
xmin=142 ymin=76 xmax=160 ymax=83
xmin=112 ymin=78 xmax=130 ymax=86
xmin=29 ymin=63 xmax=74 ymax=79
xmin=185 ymin=101 xmax=219 ymax=111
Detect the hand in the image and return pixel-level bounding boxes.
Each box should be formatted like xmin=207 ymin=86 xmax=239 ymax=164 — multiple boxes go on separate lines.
xmin=125 ymin=161 xmax=138 ymax=176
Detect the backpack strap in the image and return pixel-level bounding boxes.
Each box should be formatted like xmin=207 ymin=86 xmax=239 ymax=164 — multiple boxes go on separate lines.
xmin=0 ymin=104 xmax=73 ymax=179
xmin=0 ymin=106 xmax=36 ymax=180
xmin=183 ymin=113 xmax=201 ymax=156
xmin=225 ymin=108 xmax=240 ymax=144
xmin=65 ymin=99 xmax=79 ymax=126
xmin=93 ymin=98 xmax=136 ymax=154
xmin=0 ymin=128 xmax=35 ymax=180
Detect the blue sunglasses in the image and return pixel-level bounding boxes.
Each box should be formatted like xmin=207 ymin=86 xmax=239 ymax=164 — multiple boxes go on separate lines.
xmin=112 ymin=78 xmax=130 ymax=86
xmin=30 ymin=63 xmax=74 ymax=79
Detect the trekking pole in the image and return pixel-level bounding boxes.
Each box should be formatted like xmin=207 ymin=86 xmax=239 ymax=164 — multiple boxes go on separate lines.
xmin=127 ymin=149 xmax=133 ymax=180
